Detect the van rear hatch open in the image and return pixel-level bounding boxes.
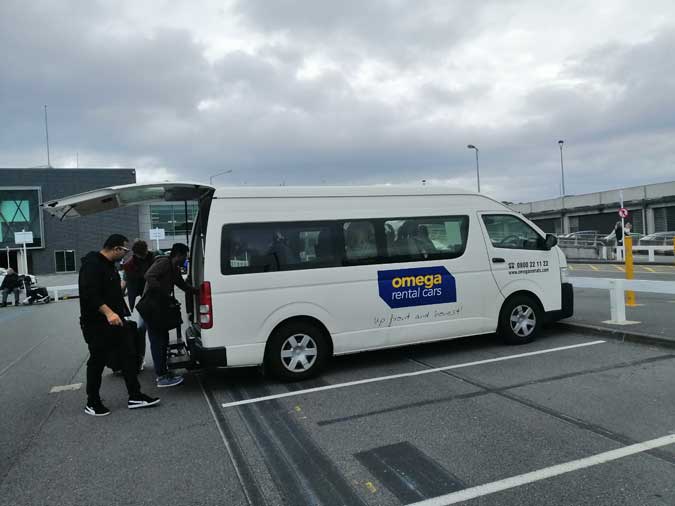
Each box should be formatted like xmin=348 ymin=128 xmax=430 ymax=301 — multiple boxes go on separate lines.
xmin=42 ymin=181 xmax=215 ymax=318
xmin=42 ymin=182 xmax=214 ymax=220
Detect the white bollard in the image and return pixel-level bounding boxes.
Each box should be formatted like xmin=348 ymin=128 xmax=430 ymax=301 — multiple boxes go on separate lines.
xmin=601 ymin=246 xmax=607 ymax=260
xmin=648 ymin=248 xmax=655 ymax=262
xmin=608 ymin=279 xmax=627 ymax=324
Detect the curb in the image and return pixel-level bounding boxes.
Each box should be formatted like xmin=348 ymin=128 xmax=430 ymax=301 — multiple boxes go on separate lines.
xmin=556 ymin=321 xmax=675 ymax=350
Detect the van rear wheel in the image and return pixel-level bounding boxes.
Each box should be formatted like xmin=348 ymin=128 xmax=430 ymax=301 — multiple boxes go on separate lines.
xmin=266 ymin=321 xmax=329 ymax=381
xmin=499 ymin=295 xmax=541 ymax=345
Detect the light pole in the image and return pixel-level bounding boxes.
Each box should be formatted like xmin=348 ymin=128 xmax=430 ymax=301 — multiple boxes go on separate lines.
xmin=558 ymin=140 xmax=566 ymax=235
xmin=467 ymin=144 xmax=480 ymax=192
xmin=209 ymin=169 xmax=233 ymax=185
xmin=558 ymin=140 xmax=565 ymax=195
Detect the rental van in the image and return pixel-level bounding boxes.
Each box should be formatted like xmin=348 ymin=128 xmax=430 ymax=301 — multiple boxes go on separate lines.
xmin=43 ymin=183 xmax=573 ymax=380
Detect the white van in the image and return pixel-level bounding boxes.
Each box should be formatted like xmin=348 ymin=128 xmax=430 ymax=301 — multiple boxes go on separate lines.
xmin=43 ymin=183 xmax=573 ymax=380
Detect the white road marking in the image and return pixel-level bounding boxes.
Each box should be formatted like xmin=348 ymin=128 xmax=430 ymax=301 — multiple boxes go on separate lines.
xmin=407 ymin=433 xmax=675 ymax=506
xmin=221 ymin=340 xmax=605 ymax=408
xmin=49 ymin=383 xmax=82 ymax=393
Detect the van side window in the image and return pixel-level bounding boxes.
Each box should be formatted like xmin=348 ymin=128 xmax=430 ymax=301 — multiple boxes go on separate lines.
xmin=482 ymin=214 xmax=544 ymax=250
xmin=384 ymin=216 xmax=469 ymax=261
xmin=221 ymin=222 xmax=338 ymax=274
xmin=342 ymin=221 xmax=379 ymax=264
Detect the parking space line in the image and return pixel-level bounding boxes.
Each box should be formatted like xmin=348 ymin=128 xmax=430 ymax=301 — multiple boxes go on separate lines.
xmin=407 ymin=433 xmax=675 ymax=506
xmin=590 ymin=264 xmax=599 ymax=271
xmin=220 ymin=341 xmax=605 ymax=409
xmin=642 ymin=266 xmax=656 ymax=273
xmin=49 ymin=383 xmax=82 ymax=393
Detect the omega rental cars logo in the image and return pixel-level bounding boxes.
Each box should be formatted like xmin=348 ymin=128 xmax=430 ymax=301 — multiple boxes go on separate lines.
xmin=378 ymin=266 xmax=457 ymax=309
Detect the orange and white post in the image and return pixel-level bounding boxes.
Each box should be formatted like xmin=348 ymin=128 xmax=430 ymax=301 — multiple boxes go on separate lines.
xmin=624 ymin=235 xmax=637 ymax=306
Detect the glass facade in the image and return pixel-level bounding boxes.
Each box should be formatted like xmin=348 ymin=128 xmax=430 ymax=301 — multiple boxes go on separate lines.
xmin=150 ymin=202 xmax=199 ymax=238
xmin=0 ymin=188 xmax=43 ymax=249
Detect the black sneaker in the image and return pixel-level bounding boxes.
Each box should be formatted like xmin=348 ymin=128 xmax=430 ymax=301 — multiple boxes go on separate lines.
xmin=128 ymin=393 xmax=160 ymax=409
xmin=84 ymin=402 xmax=111 ymax=417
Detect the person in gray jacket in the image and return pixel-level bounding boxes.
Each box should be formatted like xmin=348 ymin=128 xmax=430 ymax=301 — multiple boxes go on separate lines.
xmin=143 ymin=243 xmax=197 ymax=388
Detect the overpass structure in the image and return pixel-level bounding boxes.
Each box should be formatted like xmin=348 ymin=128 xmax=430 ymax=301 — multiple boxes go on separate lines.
xmin=510 ymin=181 xmax=675 ymax=236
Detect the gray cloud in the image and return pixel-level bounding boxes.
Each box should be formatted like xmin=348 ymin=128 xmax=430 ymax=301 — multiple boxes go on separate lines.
xmin=0 ymin=1 xmax=673 ymax=203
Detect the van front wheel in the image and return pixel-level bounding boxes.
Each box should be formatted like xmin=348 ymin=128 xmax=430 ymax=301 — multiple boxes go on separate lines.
xmin=266 ymin=321 xmax=329 ymax=381
xmin=499 ymin=295 xmax=541 ymax=345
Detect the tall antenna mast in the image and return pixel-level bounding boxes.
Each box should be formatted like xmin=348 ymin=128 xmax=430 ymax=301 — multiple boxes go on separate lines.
xmin=44 ymin=105 xmax=52 ymax=168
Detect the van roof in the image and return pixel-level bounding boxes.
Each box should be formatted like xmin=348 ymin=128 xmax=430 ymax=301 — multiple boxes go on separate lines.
xmin=213 ymin=185 xmax=485 ymax=199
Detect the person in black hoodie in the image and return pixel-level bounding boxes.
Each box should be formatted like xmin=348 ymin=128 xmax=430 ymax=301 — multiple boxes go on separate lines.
xmin=1 ymin=268 xmax=21 ymax=307
xmin=79 ymin=234 xmax=159 ymax=416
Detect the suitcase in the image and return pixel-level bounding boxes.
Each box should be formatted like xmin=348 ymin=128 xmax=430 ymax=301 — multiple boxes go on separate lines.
xmin=107 ymin=320 xmax=145 ymax=373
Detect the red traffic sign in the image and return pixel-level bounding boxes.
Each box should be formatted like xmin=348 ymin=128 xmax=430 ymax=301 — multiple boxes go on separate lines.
xmin=619 ymin=208 xmax=629 ymax=218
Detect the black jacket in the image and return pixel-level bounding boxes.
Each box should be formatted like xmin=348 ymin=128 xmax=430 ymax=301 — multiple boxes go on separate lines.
xmin=79 ymin=252 xmax=129 ymax=327
xmin=122 ymin=252 xmax=155 ymax=293
xmin=0 ymin=272 xmax=20 ymax=291
xmin=143 ymin=256 xmax=191 ymax=297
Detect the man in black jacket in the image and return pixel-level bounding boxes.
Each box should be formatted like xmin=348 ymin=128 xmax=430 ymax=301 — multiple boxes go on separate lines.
xmin=79 ymin=234 xmax=159 ymax=416
xmin=1 ymin=268 xmax=21 ymax=307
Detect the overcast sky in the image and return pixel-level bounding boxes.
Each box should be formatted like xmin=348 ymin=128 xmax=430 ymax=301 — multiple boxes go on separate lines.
xmin=1 ymin=0 xmax=674 ymax=202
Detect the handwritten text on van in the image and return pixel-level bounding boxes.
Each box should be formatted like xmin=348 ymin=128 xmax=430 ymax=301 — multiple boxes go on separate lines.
xmin=378 ymin=266 xmax=457 ymax=309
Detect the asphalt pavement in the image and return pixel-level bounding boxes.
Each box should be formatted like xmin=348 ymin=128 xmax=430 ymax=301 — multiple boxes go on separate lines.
xmin=2 ymin=299 xmax=675 ymax=505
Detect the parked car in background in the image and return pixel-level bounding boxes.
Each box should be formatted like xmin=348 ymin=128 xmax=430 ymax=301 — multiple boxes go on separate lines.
xmin=639 ymin=232 xmax=675 ymax=246
xmin=639 ymin=232 xmax=675 ymax=255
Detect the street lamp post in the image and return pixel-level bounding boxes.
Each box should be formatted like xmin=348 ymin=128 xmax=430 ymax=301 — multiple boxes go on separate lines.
xmin=467 ymin=144 xmax=480 ymax=192
xmin=209 ymin=169 xmax=233 ymax=185
xmin=558 ymin=140 xmax=566 ymax=196
xmin=558 ymin=140 xmax=566 ymax=235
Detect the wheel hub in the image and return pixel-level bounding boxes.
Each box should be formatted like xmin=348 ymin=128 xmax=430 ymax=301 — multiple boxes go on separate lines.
xmin=510 ymin=305 xmax=536 ymax=337
xmin=281 ymin=333 xmax=318 ymax=372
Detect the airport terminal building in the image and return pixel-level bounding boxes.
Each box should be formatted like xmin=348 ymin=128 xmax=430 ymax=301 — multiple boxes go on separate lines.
xmin=0 ymin=168 xmax=139 ymax=275
xmin=510 ymin=180 xmax=675 ymax=236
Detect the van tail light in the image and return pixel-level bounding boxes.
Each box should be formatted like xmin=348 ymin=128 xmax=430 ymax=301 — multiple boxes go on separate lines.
xmin=199 ymin=281 xmax=213 ymax=329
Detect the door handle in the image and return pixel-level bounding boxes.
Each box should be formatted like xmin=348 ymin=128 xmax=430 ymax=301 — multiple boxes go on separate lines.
xmin=492 ymin=257 xmax=505 ymax=263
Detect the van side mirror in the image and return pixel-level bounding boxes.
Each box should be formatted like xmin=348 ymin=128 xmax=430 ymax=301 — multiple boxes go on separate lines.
xmin=544 ymin=233 xmax=558 ymax=250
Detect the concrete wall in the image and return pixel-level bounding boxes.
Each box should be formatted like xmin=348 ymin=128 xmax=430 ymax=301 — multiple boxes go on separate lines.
xmin=0 ymin=168 xmax=138 ymax=274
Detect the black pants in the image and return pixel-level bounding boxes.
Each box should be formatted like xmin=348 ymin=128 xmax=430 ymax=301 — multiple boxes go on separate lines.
xmin=82 ymin=324 xmax=141 ymax=404
xmin=127 ymin=287 xmax=140 ymax=312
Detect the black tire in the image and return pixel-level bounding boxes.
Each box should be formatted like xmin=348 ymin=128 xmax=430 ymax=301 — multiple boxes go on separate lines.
xmin=499 ymin=295 xmax=542 ymax=345
xmin=265 ymin=320 xmax=330 ymax=381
